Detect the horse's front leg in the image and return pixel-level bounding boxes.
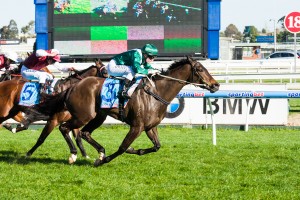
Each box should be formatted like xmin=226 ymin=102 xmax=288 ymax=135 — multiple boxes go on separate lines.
xmin=126 ymin=126 xmax=161 ymax=155
xmin=95 ymin=126 xmax=143 ymax=166
xmin=59 ymin=122 xmax=79 ymax=164
xmin=72 ymin=129 xmax=89 ymax=158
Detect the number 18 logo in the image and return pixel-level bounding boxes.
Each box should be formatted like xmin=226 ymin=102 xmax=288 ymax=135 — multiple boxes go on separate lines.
xmin=284 ymin=12 xmax=300 ymax=33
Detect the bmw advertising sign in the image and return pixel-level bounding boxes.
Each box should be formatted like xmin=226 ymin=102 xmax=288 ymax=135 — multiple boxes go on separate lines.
xmin=165 ymin=97 xmax=185 ymax=118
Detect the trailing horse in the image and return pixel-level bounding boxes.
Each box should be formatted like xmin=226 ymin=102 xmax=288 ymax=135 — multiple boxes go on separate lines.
xmin=0 ymin=60 xmax=108 ymax=159
xmin=0 ymin=62 xmax=23 ymax=82
xmin=23 ymin=57 xmax=219 ymax=166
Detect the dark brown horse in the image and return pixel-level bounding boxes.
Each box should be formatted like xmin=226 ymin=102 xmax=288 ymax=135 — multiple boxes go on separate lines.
xmin=0 ymin=60 xmax=108 ymax=159
xmin=24 ymin=57 xmax=219 ymax=166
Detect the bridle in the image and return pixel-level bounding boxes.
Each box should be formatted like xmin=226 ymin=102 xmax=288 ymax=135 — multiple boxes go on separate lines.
xmin=156 ymin=61 xmax=208 ymax=87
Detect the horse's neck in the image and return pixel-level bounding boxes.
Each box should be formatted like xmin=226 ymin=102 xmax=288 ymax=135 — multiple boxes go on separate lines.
xmin=154 ymin=67 xmax=190 ymax=102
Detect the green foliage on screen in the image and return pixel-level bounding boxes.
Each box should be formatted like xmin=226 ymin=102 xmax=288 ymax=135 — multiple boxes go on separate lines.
xmin=91 ymin=26 xmax=128 ymax=40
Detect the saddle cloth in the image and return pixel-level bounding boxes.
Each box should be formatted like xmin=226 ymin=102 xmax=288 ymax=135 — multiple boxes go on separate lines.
xmin=19 ymin=79 xmax=58 ymax=106
xmin=100 ymin=77 xmax=142 ymax=108
xmin=19 ymin=82 xmax=41 ymax=106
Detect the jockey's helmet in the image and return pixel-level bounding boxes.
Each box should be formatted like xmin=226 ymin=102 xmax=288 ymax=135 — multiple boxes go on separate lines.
xmin=4 ymin=51 xmax=18 ymax=62
xmin=52 ymin=55 xmax=61 ymax=62
xmin=48 ymin=49 xmax=61 ymax=62
xmin=48 ymin=49 xmax=59 ymax=56
xmin=141 ymin=44 xmax=158 ymax=56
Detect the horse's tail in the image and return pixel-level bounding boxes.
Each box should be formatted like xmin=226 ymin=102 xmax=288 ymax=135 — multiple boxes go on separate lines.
xmin=23 ymin=88 xmax=70 ymax=124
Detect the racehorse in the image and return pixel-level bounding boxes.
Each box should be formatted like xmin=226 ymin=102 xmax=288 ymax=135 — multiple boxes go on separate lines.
xmin=23 ymin=56 xmax=220 ymax=166
xmin=0 ymin=63 xmax=23 ymax=82
xmin=0 ymin=60 xmax=108 ymax=159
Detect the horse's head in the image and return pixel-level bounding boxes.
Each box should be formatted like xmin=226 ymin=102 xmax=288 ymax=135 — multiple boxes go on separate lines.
xmin=187 ymin=56 xmax=219 ymax=93
xmin=95 ymin=59 xmax=108 ymax=78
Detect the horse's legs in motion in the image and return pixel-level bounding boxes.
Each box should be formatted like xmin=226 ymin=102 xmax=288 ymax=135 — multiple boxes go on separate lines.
xmin=59 ymin=121 xmax=80 ymax=164
xmin=72 ymin=129 xmax=88 ymax=158
xmin=1 ymin=111 xmax=25 ymax=133
xmin=126 ymin=126 xmax=161 ymax=155
xmin=79 ymin=113 xmax=108 ymax=161
xmin=94 ymin=126 xmax=143 ymax=167
xmin=26 ymin=119 xmax=58 ymax=157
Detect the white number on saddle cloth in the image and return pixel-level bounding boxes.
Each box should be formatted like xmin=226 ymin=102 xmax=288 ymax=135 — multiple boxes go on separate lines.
xmin=19 ymin=82 xmax=40 ymax=106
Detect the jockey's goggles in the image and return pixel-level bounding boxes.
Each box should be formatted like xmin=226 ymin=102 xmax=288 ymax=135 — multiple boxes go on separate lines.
xmin=148 ymin=55 xmax=157 ymax=60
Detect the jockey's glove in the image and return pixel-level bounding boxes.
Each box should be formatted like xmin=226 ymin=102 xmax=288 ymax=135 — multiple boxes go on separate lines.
xmin=148 ymin=69 xmax=161 ymax=75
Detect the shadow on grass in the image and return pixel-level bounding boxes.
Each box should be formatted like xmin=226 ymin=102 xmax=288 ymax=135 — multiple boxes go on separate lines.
xmin=0 ymin=150 xmax=93 ymax=166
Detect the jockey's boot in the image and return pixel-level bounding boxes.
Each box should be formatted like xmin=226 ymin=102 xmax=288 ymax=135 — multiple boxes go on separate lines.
xmin=120 ymin=79 xmax=132 ymax=99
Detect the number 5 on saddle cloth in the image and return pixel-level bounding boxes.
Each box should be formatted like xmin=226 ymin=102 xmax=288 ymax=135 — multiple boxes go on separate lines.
xmin=18 ymin=79 xmax=58 ymax=106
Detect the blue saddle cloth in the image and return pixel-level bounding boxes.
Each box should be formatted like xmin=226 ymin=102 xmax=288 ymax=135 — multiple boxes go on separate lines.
xmin=100 ymin=79 xmax=124 ymax=108
xmin=100 ymin=77 xmax=143 ymax=108
xmin=19 ymin=82 xmax=40 ymax=106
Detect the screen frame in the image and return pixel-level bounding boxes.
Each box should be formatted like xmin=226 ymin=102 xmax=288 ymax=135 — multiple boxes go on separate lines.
xmin=47 ymin=0 xmax=208 ymax=60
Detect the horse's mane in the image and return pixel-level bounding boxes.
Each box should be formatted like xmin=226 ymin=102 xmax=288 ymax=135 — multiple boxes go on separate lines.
xmin=73 ymin=65 xmax=97 ymax=76
xmin=167 ymin=58 xmax=190 ymax=71
xmin=159 ymin=57 xmax=192 ymax=76
xmin=64 ymin=65 xmax=97 ymax=80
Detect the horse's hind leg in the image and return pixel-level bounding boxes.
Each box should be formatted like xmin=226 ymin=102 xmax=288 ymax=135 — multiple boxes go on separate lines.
xmin=94 ymin=126 xmax=143 ymax=166
xmin=26 ymin=119 xmax=58 ymax=158
xmin=1 ymin=112 xmax=24 ymax=133
xmin=126 ymin=126 xmax=161 ymax=155
xmin=80 ymin=113 xmax=107 ymax=162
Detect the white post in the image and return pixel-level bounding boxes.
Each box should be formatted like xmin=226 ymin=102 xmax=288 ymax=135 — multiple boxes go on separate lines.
xmin=270 ymin=19 xmax=277 ymax=51
xmin=207 ymin=98 xmax=217 ymax=145
xmin=245 ymin=99 xmax=252 ymax=132
xmin=294 ymin=33 xmax=297 ymax=73
xmin=274 ymin=20 xmax=277 ymax=51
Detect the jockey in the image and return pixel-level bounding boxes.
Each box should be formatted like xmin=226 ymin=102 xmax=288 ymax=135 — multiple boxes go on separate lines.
xmin=21 ymin=49 xmax=74 ymax=93
xmin=0 ymin=51 xmax=19 ymax=70
xmin=106 ymin=43 xmax=160 ymax=99
xmin=0 ymin=51 xmax=19 ymax=80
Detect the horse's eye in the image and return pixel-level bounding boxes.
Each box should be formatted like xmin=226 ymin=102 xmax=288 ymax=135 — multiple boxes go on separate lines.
xmin=197 ymin=67 xmax=203 ymax=72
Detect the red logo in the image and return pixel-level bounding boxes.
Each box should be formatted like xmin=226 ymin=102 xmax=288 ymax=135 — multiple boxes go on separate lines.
xmin=284 ymin=12 xmax=300 ymax=33
xmin=253 ymin=92 xmax=264 ymax=97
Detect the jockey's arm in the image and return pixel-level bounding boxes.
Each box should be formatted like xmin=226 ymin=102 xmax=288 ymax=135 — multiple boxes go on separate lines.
xmin=132 ymin=52 xmax=148 ymax=74
xmin=52 ymin=62 xmax=74 ymax=72
xmin=40 ymin=66 xmax=55 ymax=78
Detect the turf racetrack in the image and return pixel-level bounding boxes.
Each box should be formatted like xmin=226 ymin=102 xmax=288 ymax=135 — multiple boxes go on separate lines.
xmin=0 ymin=125 xmax=299 ymax=199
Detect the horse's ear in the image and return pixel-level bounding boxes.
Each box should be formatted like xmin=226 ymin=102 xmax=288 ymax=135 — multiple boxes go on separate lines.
xmin=187 ymin=56 xmax=195 ymax=66
xmin=95 ymin=58 xmax=104 ymax=67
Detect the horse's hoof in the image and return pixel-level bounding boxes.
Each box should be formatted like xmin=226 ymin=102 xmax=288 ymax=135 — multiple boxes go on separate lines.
xmin=68 ymin=154 xmax=77 ymax=164
xmin=12 ymin=128 xmax=17 ymax=134
xmin=84 ymin=155 xmax=90 ymax=159
xmin=126 ymin=147 xmax=134 ymax=154
xmin=94 ymin=159 xmax=104 ymax=167
xmin=25 ymin=153 xmax=31 ymax=159
xmin=2 ymin=124 xmax=12 ymax=131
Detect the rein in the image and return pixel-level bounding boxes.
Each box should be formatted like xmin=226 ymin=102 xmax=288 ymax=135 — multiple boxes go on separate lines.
xmin=157 ymin=74 xmax=206 ymax=87
xmin=142 ymin=62 xmax=207 ymax=105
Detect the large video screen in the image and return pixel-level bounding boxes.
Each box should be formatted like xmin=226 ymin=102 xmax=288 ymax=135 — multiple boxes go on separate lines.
xmin=50 ymin=0 xmax=206 ymax=58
